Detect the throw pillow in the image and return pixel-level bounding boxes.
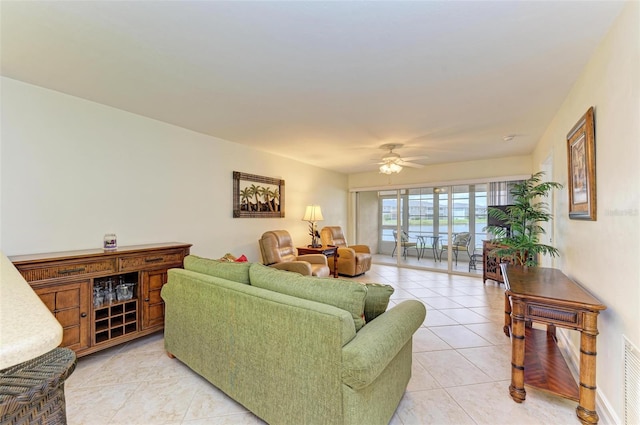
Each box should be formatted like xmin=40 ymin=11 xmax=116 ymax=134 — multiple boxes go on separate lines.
xmin=183 ymin=255 xmax=251 ymax=284
xmin=360 ymin=283 xmax=394 ymax=322
xmin=249 ymin=263 xmax=367 ymax=330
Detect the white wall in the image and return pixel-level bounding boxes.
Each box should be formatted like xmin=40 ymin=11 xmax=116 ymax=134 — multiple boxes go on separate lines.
xmin=531 ymin=2 xmax=639 ymax=422
xmin=0 ymin=77 xmax=348 ymax=260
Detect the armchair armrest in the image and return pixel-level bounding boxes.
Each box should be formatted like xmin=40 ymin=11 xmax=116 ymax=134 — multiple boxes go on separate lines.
xmin=341 ymin=300 xmax=426 ymax=389
xmin=297 ymin=254 xmax=328 ymax=266
xmin=348 ymin=244 xmax=371 ymax=254
xmin=270 ymin=261 xmax=312 ymax=276
xmin=336 ymin=247 xmax=356 ymax=260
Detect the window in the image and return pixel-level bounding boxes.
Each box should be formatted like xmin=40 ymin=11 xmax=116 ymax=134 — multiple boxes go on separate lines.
xmin=355 ymin=178 xmax=518 ymax=274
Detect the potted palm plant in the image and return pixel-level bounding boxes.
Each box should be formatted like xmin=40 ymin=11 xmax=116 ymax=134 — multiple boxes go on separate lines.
xmin=486 ymin=172 xmax=563 ymax=267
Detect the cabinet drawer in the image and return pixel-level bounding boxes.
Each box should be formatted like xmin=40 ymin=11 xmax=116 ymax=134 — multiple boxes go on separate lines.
xmin=527 ymin=303 xmax=580 ymax=327
xmin=19 ymin=259 xmax=117 ymax=283
xmin=119 ymin=250 xmax=185 ymax=272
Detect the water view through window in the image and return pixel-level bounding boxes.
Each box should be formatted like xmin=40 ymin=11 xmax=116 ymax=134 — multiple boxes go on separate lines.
xmin=355 ymin=180 xmax=520 ymax=274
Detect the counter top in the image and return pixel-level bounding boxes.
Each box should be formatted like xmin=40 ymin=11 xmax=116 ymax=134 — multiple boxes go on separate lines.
xmin=0 ymin=251 xmax=62 ymax=370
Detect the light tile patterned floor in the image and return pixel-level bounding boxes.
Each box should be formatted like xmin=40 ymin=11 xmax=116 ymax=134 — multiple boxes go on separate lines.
xmin=65 ymin=264 xmax=578 ymax=424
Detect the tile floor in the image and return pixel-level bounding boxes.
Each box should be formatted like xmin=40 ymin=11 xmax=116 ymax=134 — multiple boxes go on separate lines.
xmin=65 ymin=264 xmax=579 ymax=425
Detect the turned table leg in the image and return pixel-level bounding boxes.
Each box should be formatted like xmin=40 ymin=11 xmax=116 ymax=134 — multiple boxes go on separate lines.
xmin=577 ymin=312 xmax=600 ymax=424
xmin=503 ymin=292 xmax=512 ymax=337
xmin=509 ymin=299 xmax=526 ymax=403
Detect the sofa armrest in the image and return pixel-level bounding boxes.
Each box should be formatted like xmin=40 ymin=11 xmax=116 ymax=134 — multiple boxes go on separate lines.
xmin=349 ymin=245 xmax=371 ymax=254
xmin=341 ymin=300 xmax=426 ymax=389
xmin=297 ymin=254 xmax=328 ymax=266
xmin=270 ymin=261 xmax=312 ymax=276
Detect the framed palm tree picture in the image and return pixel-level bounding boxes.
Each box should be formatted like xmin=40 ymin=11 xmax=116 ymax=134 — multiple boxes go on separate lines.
xmin=233 ymin=171 xmax=285 ymax=218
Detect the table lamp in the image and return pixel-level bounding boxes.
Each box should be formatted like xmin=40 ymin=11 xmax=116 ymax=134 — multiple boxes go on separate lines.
xmin=302 ymin=205 xmax=324 ymax=247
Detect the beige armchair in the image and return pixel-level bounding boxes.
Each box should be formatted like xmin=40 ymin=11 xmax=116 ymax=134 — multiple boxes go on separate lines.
xmin=258 ymin=230 xmax=330 ymax=277
xmin=320 ymin=226 xmax=372 ymax=277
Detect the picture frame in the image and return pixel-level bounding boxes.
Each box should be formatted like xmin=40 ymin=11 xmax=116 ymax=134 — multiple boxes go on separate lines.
xmin=567 ymin=107 xmax=596 ymax=220
xmin=233 ymin=171 xmax=285 ymax=218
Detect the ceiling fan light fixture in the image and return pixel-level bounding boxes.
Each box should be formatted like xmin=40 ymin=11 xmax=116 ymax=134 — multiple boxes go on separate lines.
xmin=379 ymin=162 xmax=403 ymax=174
xmin=382 ymin=151 xmax=401 ymax=162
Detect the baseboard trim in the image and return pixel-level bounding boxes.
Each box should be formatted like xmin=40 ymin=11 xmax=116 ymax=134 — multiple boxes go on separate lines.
xmin=556 ymin=328 xmax=621 ymax=425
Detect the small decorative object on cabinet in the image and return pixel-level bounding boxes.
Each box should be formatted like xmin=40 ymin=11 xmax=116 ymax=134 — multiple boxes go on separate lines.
xmin=103 ymin=233 xmax=117 ymax=250
xmin=10 ymin=242 xmax=191 ymax=357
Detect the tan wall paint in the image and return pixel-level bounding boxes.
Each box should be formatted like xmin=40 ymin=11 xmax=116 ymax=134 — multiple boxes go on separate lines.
xmin=531 ymin=2 xmax=639 ymax=421
xmin=0 ymin=78 xmax=348 ymax=260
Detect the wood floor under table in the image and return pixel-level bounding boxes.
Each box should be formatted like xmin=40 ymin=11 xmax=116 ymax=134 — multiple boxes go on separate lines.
xmin=524 ymin=327 xmax=579 ymax=401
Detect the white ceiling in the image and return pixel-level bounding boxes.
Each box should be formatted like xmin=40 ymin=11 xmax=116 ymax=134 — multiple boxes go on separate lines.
xmin=1 ymin=1 xmax=625 ymax=174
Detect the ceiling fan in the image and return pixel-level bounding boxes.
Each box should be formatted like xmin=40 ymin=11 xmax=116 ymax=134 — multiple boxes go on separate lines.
xmin=377 ymin=143 xmax=428 ymax=174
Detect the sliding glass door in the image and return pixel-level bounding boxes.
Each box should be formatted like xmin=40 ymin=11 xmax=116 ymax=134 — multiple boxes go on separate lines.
xmin=355 ymin=182 xmax=497 ymax=275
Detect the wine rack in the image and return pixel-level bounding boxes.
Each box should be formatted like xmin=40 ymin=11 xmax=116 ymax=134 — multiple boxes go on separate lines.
xmin=94 ymin=300 xmax=138 ymax=344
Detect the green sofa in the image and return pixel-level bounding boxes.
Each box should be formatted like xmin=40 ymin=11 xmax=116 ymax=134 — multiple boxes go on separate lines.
xmin=161 ymin=255 xmax=426 ymax=425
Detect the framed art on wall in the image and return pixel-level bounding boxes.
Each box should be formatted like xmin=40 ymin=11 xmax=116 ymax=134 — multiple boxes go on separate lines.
xmin=233 ymin=171 xmax=285 ymax=218
xmin=567 ymin=107 xmax=596 ymax=220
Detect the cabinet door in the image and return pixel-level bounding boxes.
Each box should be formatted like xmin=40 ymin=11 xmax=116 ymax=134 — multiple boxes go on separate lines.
xmin=35 ymin=280 xmax=91 ymax=351
xmin=141 ymin=268 xmax=168 ymax=330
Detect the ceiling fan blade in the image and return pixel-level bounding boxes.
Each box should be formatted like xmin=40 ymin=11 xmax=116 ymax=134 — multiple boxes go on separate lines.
xmin=398 ymin=161 xmax=424 ymax=168
xmin=400 ymin=155 xmax=429 ymax=161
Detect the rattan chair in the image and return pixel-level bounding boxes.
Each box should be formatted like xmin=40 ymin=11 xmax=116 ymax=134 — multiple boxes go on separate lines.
xmin=0 ymin=347 xmax=77 ymax=425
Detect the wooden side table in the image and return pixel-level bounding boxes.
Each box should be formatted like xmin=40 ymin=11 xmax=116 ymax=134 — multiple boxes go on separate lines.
xmin=501 ymin=264 xmax=606 ymax=425
xmin=297 ymin=245 xmax=338 ymax=278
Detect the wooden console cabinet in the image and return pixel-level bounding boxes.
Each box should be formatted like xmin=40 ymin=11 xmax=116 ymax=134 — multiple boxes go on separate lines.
xmin=482 ymin=240 xmax=509 ymax=284
xmin=10 ymin=242 xmax=191 ymax=357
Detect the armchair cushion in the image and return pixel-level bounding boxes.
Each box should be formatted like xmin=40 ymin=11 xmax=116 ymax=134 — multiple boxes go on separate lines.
xmin=259 ymin=230 xmax=297 ymax=264
xmin=298 ymin=254 xmax=329 ymax=265
xmin=440 ymin=232 xmax=472 ymax=253
xmin=270 ymin=261 xmax=312 ymax=276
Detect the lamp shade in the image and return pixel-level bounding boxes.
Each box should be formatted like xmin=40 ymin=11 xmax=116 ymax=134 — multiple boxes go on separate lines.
xmin=302 ymin=205 xmax=324 ymax=222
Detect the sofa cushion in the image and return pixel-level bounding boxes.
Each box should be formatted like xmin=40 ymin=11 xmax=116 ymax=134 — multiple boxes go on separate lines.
xmin=183 ymin=255 xmax=251 ymax=284
xmin=249 ymin=263 xmax=367 ymax=330
xmin=361 ymin=283 xmax=394 ymax=323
